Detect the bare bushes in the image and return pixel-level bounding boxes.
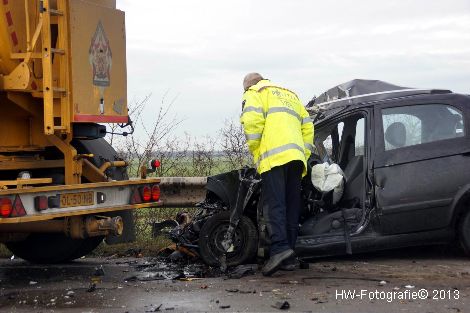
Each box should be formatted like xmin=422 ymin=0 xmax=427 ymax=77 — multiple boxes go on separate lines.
xmin=104 ymin=94 xmax=252 ymax=252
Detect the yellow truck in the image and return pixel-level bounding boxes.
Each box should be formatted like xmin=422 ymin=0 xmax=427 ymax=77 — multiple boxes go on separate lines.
xmin=0 ymin=0 xmax=162 ymax=263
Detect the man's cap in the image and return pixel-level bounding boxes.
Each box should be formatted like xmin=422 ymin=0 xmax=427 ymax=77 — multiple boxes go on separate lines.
xmin=243 ymin=73 xmax=264 ymax=91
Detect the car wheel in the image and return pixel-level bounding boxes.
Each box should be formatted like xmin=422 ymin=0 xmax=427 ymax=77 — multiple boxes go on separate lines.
xmin=198 ymin=211 xmax=258 ymax=267
xmin=459 ymin=209 xmax=470 ymax=256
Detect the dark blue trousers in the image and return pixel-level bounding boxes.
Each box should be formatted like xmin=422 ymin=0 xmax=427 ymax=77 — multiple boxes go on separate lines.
xmin=261 ymin=160 xmax=303 ymax=256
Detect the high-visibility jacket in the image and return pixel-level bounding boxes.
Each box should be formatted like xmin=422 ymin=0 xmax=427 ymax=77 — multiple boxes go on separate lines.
xmin=240 ymin=79 xmax=314 ymax=176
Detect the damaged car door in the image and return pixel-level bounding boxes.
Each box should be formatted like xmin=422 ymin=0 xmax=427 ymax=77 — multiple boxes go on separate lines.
xmin=373 ymin=100 xmax=469 ymax=234
xmin=297 ymin=109 xmax=372 ymax=255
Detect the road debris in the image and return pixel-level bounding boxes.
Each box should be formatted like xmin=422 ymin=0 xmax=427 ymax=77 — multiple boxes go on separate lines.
xmin=219 ymin=305 xmax=231 ymax=309
xmin=29 ymin=281 xmax=38 ymax=285
xmin=227 ymin=264 xmax=257 ymax=279
xmin=273 ymin=301 xmax=290 ymax=310
xmin=145 ymin=304 xmax=163 ymax=312
xmin=86 ymin=283 xmax=97 ymax=292
xmin=93 ymin=265 xmax=105 ymax=276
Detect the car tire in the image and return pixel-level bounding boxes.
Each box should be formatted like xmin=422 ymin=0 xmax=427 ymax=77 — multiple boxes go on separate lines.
xmin=198 ymin=211 xmax=258 ymax=267
xmin=459 ymin=209 xmax=470 ymax=256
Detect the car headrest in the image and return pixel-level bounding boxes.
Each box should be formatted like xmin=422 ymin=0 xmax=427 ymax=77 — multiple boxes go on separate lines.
xmin=385 ymin=122 xmax=407 ymax=148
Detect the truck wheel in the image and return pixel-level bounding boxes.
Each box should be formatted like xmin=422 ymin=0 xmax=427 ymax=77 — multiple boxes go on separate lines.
xmin=6 ymin=234 xmax=103 ymax=264
xmin=459 ymin=210 xmax=470 ymax=256
xmin=198 ymin=211 xmax=258 ymax=267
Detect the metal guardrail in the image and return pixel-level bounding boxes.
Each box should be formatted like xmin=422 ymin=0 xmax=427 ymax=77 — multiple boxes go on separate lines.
xmin=158 ymin=177 xmax=208 ymax=207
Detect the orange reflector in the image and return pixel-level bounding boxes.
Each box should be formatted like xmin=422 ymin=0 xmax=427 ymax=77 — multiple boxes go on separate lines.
xmin=151 ymin=184 xmax=160 ymax=201
xmin=142 ymin=185 xmax=151 ymax=202
xmin=0 ymin=198 xmax=13 ymax=218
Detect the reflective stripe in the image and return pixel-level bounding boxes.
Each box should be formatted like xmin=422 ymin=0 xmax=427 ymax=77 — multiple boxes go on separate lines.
xmin=256 ymin=143 xmax=305 ymax=167
xmin=302 ymin=117 xmax=312 ymax=124
xmin=245 ymin=133 xmax=262 ymax=140
xmin=243 ymin=106 xmax=264 ymax=114
xmin=267 ymin=107 xmax=302 ymax=122
xmin=304 ymin=143 xmax=315 ymax=152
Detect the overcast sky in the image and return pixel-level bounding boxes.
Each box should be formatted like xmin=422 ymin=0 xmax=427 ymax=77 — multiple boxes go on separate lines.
xmin=116 ymin=0 xmax=470 ymax=139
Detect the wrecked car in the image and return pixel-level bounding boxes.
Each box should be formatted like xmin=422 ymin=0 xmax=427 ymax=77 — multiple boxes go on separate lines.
xmin=159 ymin=79 xmax=470 ymax=266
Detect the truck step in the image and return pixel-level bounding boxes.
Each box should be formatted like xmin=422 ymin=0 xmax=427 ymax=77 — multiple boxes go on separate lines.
xmin=53 ymin=87 xmax=66 ymax=93
xmin=49 ymin=9 xmax=64 ymax=16
xmin=51 ymin=48 xmax=65 ymax=55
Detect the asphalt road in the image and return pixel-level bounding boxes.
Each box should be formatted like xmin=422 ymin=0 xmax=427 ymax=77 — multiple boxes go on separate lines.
xmin=0 ymin=247 xmax=469 ymax=313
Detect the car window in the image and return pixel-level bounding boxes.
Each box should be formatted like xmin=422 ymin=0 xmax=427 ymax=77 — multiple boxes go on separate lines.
xmin=316 ymin=115 xmax=366 ymax=164
xmin=320 ymin=122 xmax=344 ymax=163
xmin=382 ymin=104 xmax=464 ymax=151
xmin=355 ymin=118 xmax=365 ymax=156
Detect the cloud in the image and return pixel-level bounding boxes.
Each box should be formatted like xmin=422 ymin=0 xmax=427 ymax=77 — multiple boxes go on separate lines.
xmin=117 ymin=0 xmax=470 ymax=140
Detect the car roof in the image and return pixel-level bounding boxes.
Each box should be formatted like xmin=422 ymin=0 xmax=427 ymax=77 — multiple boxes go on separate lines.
xmin=316 ymin=88 xmax=452 ymax=110
xmin=307 ymin=79 xmax=456 ymax=120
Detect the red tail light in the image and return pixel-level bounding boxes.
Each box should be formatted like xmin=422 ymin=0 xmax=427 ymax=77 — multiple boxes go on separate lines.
xmin=0 ymin=198 xmax=12 ymax=218
xmin=151 ymin=184 xmax=160 ymax=201
xmin=142 ymin=185 xmax=151 ymax=202
xmin=130 ymin=188 xmax=142 ymax=204
xmin=11 ymin=196 xmax=27 ymax=217
xmin=153 ymin=160 xmax=161 ymax=168
xmin=34 ymin=196 xmax=48 ymax=211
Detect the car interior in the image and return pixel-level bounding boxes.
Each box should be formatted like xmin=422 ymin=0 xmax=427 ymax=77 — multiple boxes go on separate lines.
xmin=298 ymin=113 xmax=367 ymax=237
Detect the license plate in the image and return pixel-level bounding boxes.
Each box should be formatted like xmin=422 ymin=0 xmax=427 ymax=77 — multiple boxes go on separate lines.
xmin=60 ymin=191 xmax=94 ymax=208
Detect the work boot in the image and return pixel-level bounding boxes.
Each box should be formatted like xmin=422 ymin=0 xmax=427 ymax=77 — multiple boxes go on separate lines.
xmin=262 ymin=249 xmax=294 ymax=276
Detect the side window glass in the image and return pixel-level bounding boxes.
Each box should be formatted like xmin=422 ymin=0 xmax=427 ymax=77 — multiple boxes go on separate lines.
xmin=318 ymin=122 xmax=344 ymax=163
xmin=355 ymin=118 xmax=365 ymax=156
xmin=382 ymin=104 xmax=464 ymax=151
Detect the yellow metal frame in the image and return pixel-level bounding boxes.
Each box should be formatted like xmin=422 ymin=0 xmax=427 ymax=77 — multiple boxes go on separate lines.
xmin=0 ymin=178 xmax=161 ymax=196
xmin=1 ymin=0 xmax=78 ymax=185
xmin=0 ymin=201 xmax=162 ymax=224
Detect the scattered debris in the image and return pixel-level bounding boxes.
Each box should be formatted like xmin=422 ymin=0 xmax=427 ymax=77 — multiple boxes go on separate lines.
xmin=239 ymin=290 xmax=256 ymax=294
xmin=93 ymin=265 xmax=105 ymax=276
xmin=178 ymin=277 xmax=203 ymax=282
xmin=227 ymin=264 xmax=257 ymax=279
xmin=87 ymin=283 xmax=97 ymax=292
xmin=29 ymin=281 xmax=38 ymax=285
xmin=379 ymin=280 xmax=387 ymax=286
xmin=272 ymin=301 xmax=290 ymax=310
xmin=281 ymin=280 xmax=299 ymax=285
xmin=200 ymin=285 xmax=208 ymax=289
xmin=404 ymin=285 xmax=415 ymax=289
xmin=225 ymin=288 xmax=239 ymax=293
xmin=219 ymin=305 xmax=231 ymax=309
xmin=146 ymin=304 xmax=163 ymax=312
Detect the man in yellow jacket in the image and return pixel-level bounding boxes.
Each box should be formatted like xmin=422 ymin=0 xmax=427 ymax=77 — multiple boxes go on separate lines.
xmin=240 ymin=73 xmax=314 ymax=276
